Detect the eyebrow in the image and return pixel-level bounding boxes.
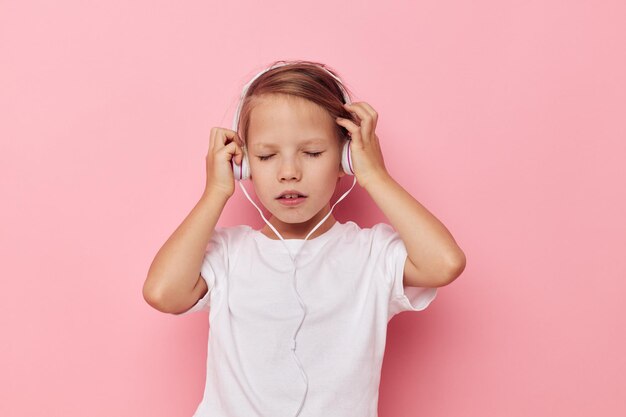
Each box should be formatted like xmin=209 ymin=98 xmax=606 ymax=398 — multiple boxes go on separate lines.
xmin=252 ymin=138 xmax=327 ymax=150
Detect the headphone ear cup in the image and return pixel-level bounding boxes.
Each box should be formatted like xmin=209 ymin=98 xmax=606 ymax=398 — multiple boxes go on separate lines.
xmin=341 ymin=140 xmax=354 ymax=176
xmin=241 ymin=151 xmax=250 ymax=180
xmin=232 ymin=149 xmax=251 ymax=181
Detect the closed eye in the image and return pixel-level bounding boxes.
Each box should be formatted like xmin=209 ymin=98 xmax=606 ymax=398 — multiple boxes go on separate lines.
xmin=257 ymin=152 xmax=323 ymax=161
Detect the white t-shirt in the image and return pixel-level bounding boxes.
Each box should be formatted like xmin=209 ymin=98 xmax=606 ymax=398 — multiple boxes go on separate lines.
xmin=180 ymin=220 xmax=438 ymax=417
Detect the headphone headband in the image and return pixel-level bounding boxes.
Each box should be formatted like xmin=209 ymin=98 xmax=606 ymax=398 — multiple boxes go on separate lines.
xmin=231 ymin=62 xmax=352 ymax=132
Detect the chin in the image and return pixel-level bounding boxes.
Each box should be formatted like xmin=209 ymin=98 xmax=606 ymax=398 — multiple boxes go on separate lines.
xmin=267 ymin=205 xmax=317 ymax=224
xmin=272 ymin=211 xmax=314 ymax=225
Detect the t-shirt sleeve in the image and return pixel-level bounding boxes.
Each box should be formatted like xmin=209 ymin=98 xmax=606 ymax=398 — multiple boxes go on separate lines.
xmin=372 ymin=223 xmax=438 ymax=319
xmin=178 ymin=227 xmax=229 ymax=316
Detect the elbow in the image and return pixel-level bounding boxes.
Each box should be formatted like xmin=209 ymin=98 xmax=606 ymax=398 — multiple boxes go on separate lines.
xmin=142 ymin=278 xmax=171 ymax=313
xmin=441 ymin=249 xmax=466 ymax=286
xmin=143 ymin=282 xmax=162 ymax=310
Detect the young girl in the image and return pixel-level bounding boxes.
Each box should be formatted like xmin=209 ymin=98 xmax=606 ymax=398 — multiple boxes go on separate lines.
xmin=144 ymin=60 xmax=466 ymax=417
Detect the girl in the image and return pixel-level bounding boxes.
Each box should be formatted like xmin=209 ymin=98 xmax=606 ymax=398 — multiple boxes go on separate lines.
xmin=143 ymin=60 xmax=466 ymax=417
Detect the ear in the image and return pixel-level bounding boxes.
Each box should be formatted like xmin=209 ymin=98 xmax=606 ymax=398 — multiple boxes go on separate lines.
xmin=337 ymin=161 xmax=346 ymax=178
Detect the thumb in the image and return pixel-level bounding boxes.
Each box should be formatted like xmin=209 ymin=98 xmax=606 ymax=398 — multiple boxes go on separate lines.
xmin=234 ymin=144 xmax=244 ymax=165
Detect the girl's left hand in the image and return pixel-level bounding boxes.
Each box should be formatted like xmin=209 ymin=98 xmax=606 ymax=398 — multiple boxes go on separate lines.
xmin=335 ymin=102 xmax=389 ymax=189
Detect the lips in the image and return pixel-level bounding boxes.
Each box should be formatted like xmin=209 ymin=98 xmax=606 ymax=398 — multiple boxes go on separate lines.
xmin=276 ymin=190 xmax=307 ymax=199
xmin=277 ymin=195 xmax=306 ymax=206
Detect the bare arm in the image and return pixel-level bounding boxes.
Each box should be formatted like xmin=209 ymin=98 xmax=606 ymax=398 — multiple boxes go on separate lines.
xmin=364 ymin=173 xmax=466 ymax=287
xmin=335 ymin=102 xmax=465 ymax=288
xmin=143 ymin=189 xmax=229 ymax=314
xmin=144 ymin=126 xmax=244 ymax=314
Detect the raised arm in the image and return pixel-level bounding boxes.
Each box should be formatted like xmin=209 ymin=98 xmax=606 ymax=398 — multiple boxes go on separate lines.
xmin=365 ymin=174 xmax=466 ymax=287
xmin=143 ymin=127 xmax=244 ymax=314
xmin=336 ymin=102 xmax=466 ymax=288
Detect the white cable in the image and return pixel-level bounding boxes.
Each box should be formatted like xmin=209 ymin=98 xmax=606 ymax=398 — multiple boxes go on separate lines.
xmin=237 ymin=176 xmax=357 ymax=416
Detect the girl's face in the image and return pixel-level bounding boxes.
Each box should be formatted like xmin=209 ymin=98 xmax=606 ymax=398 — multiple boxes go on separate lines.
xmin=246 ymin=94 xmax=345 ymax=233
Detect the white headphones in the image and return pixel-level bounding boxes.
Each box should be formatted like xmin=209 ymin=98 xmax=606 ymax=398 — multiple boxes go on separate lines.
xmin=230 ymin=61 xmax=354 ymax=180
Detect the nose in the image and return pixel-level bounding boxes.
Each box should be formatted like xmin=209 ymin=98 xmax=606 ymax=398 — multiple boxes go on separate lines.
xmin=278 ymin=155 xmax=301 ymax=181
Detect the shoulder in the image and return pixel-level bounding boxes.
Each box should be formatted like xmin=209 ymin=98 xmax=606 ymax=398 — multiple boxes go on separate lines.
xmin=341 ymin=221 xmax=396 ymax=238
xmin=204 ymin=225 xmax=254 ymax=265
xmin=335 ymin=221 xmax=399 ymax=247
xmin=211 ymin=224 xmax=254 ymax=245
xmin=369 ymin=222 xmax=397 ymax=236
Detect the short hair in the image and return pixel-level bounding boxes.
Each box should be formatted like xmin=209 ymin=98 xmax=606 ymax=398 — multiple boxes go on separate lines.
xmin=235 ymin=59 xmax=357 ymax=147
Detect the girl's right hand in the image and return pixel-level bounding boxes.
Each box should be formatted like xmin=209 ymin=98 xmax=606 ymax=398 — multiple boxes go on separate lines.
xmin=204 ymin=127 xmax=244 ymax=199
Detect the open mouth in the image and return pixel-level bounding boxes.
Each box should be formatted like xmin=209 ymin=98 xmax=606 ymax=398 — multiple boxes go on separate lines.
xmin=277 ymin=194 xmax=306 ymax=200
xmin=277 ymin=195 xmax=307 ymax=206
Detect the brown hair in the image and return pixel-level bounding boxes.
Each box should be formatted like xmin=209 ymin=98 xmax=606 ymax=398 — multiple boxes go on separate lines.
xmin=235 ymin=59 xmax=358 ymax=148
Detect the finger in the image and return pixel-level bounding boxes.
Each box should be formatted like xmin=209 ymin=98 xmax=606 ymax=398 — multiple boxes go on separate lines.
xmin=226 ymin=129 xmax=243 ymax=146
xmin=350 ymin=102 xmax=378 ymax=137
xmin=211 ymin=128 xmax=226 ymax=151
xmin=209 ymin=128 xmax=217 ymax=152
xmin=335 ymin=117 xmax=362 ymax=146
xmin=234 ymin=142 xmax=243 ymax=165
xmin=359 ymin=102 xmax=378 ymax=130
xmin=343 ymin=103 xmax=374 ymax=143
xmin=225 ymin=140 xmax=244 ymax=165
xmin=213 ymin=128 xmax=241 ymax=152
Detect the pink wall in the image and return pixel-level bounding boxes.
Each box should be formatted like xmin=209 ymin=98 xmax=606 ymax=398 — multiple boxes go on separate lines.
xmin=1 ymin=0 xmax=624 ymax=416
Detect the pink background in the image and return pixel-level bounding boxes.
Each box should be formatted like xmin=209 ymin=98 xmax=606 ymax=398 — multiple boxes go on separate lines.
xmin=1 ymin=0 xmax=624 ymax=416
